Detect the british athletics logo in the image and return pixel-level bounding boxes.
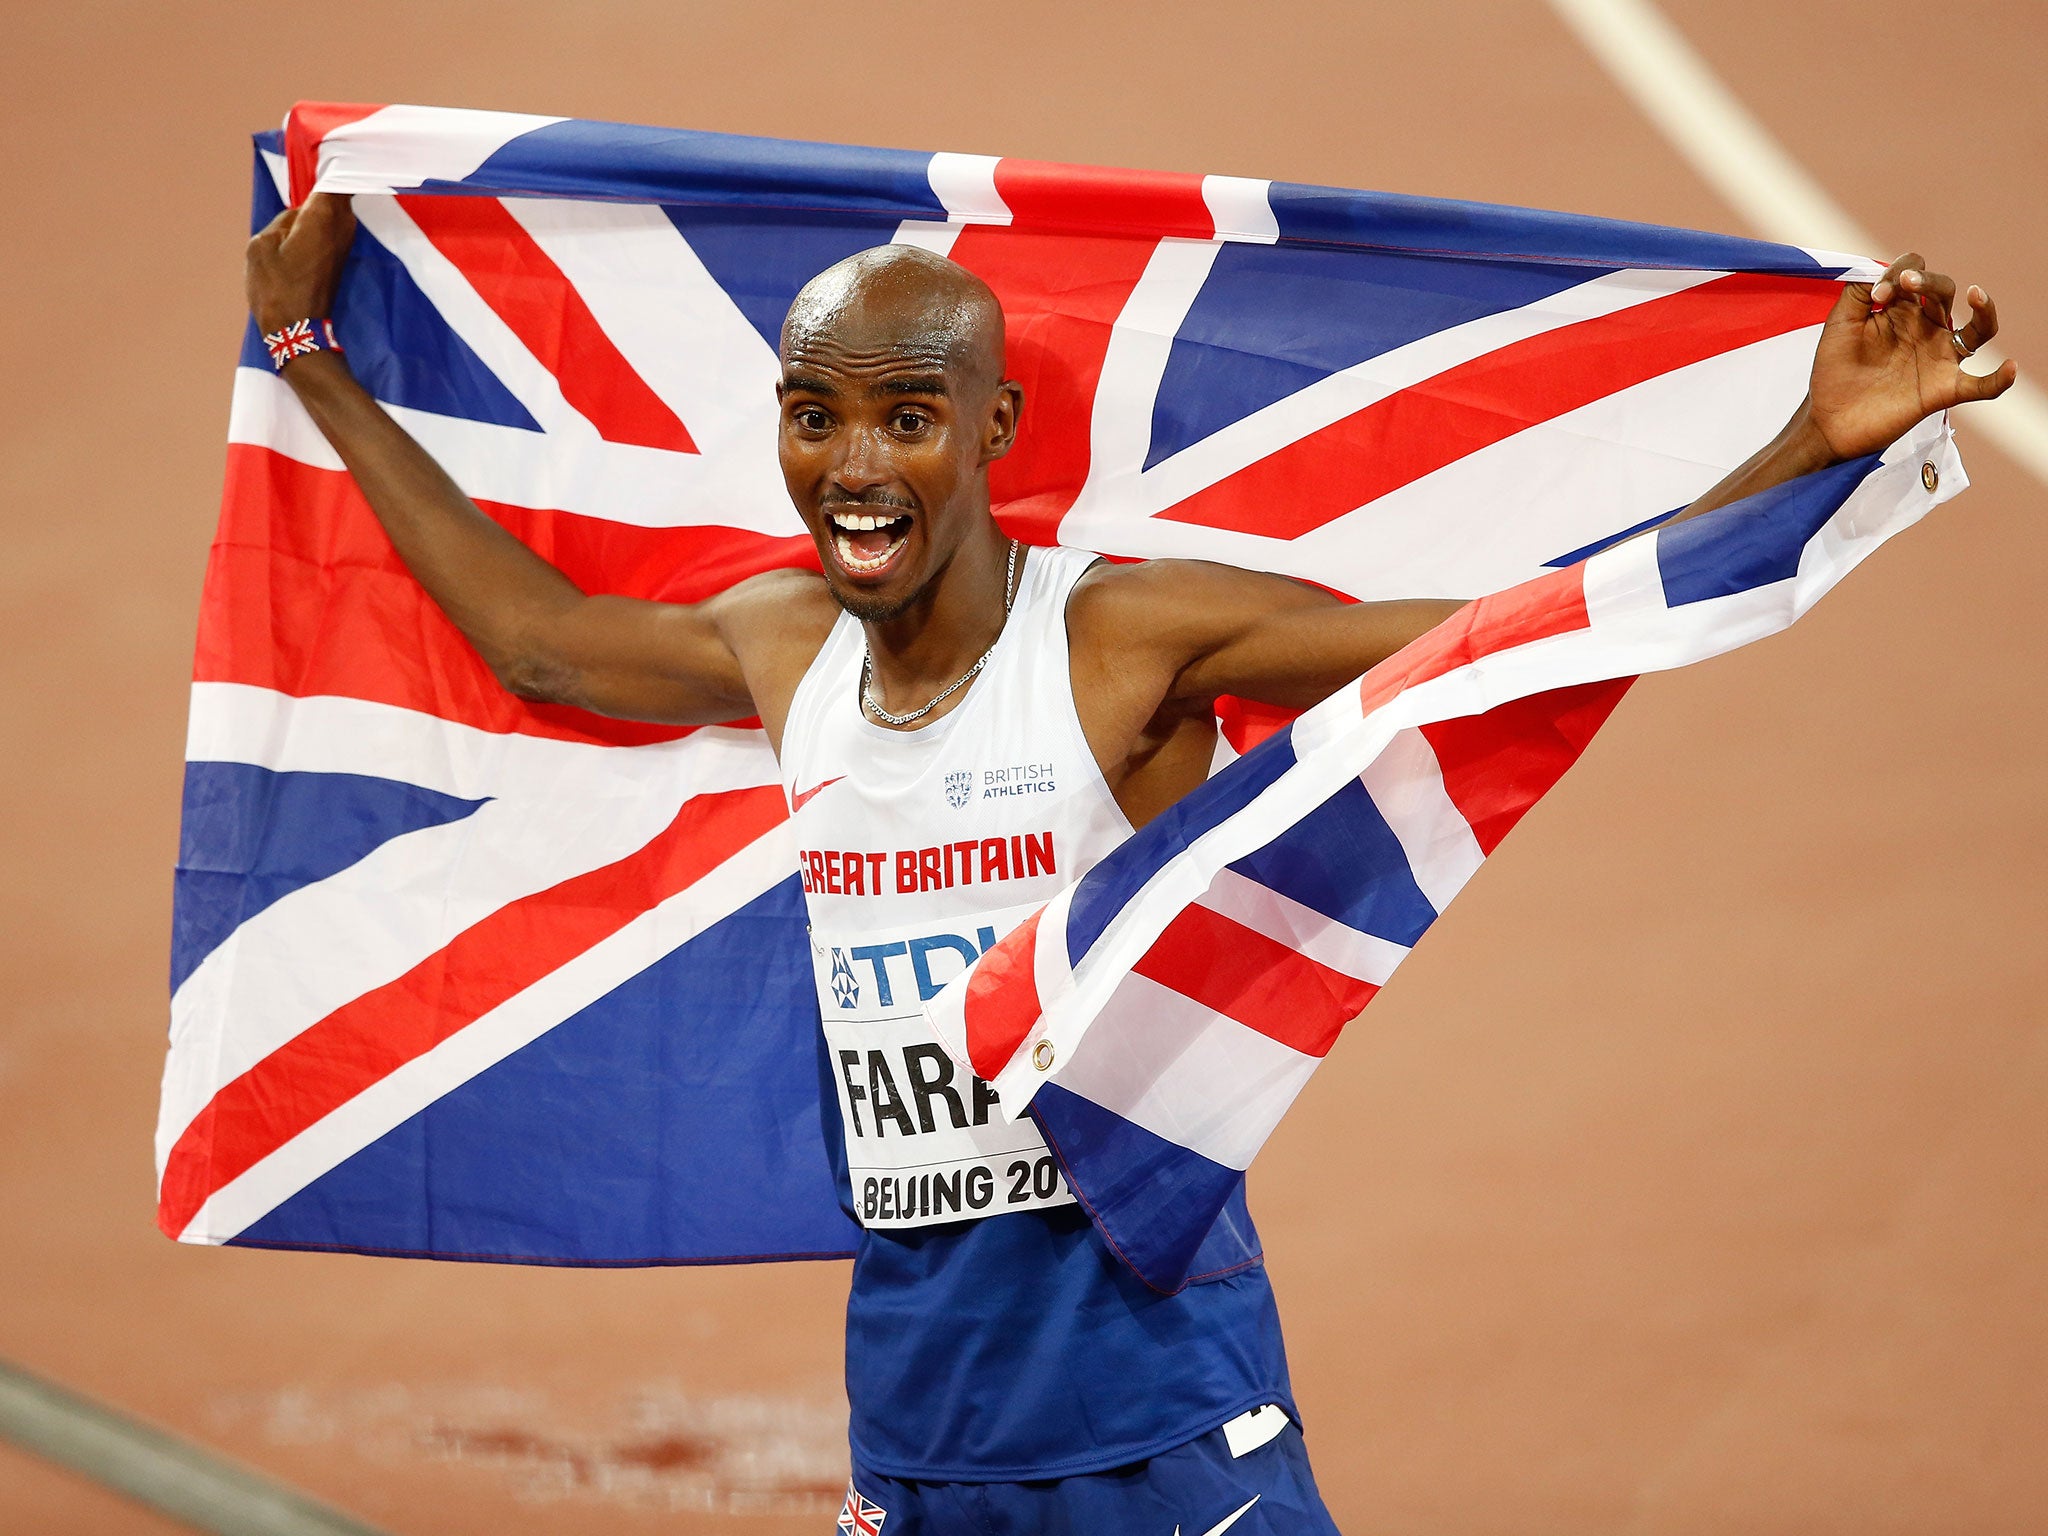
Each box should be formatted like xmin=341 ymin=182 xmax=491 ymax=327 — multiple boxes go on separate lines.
xmin=161 ymin=99 xmax=1923 ymax=1269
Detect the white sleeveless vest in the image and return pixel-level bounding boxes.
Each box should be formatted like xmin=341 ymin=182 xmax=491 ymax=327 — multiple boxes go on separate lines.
xmin=780 ymin=545 xmax=1133 ymax=1230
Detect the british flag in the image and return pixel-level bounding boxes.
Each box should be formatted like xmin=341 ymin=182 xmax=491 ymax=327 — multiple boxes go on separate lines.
xmin=837 ymin=1482 xmax=888 ymax=1535
xmin=157 ymin=100 xmax=1947 ymax=1265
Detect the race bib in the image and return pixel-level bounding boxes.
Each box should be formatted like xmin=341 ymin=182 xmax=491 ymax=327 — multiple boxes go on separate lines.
xmin=810 ymin=903 xmax=1074 ymax=1229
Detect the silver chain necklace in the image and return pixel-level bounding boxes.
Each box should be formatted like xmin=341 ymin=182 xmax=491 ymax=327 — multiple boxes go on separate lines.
xmin=862 ymin=539 xmax=1020 ymax=727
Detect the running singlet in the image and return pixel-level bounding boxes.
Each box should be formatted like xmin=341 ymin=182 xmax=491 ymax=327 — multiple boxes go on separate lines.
xmin=781 ymin=545 xmax=1295 ymax=1480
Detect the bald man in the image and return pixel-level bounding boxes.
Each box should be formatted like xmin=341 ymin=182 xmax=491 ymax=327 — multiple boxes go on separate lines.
xmin=246 ymin=193 xmax=2011 ymax=1532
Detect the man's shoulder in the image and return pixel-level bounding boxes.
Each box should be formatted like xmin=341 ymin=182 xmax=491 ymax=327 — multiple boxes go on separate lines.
xmin=711 ymin=565 xmax=839 ymax=656
xmin=714 ymin=564 xmax=835 ymax=620
xmin=724 ymin=563 xmax=832 ymax=599
xmin=1067 ymin=555 xmax=1260 ymax=638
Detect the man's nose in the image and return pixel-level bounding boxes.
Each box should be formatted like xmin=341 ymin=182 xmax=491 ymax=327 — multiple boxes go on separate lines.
xmin=830 ymin=425 xmax=891 ymax=495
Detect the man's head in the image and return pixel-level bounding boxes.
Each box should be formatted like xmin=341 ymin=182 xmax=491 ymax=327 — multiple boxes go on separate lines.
xmin=777 ymin=245 xmax=1020 ymax=623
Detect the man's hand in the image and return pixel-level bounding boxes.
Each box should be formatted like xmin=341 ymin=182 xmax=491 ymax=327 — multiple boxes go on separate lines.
xmin=245 ymin=191 xmax=356 ymax=334
xmin=1806 ymin=252 xmax=2018 ymax=462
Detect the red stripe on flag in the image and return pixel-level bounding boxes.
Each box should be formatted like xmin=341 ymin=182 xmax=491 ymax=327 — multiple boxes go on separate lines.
xmin=963 ymin=908 xmax=1046 ymax=1084
xmin=1357 ymin=563 xmax=1592 ymax=717
xmin=992 ymin=159 xmax=1214 ymax=240
xmin=397 ymin=195 xmax=698 ymax=455
xmin=953 ymin=169 xmax=1210 ymax=543
xmin=1161 ymin=273 xmax=1839 ymax=538
xmin=156 ymin=784 xmax=788 ymax=1240
xmin=284 ymin=101 xmax=385 ymax=205
xmin=1133 ymin=904 xmax=1376 ymax=1058
xmin=1216 ymin=695 xmax=1300 ymax=756
xmin=1419 ymin=677 xmax=1634 ymax=855
xmin=195 ymin=447 xmax=814 ymax=744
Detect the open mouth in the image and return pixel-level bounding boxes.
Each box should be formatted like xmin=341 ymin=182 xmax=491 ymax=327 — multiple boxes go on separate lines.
xmin=827 ymin=509 xmax=914 ymax=576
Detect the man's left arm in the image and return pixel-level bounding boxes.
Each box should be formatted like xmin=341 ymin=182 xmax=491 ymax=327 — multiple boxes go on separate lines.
xmin=1136 ymin=252 xmax=2015 ymax=715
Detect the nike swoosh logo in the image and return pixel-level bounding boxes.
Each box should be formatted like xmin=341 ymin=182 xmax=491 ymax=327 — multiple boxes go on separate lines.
xmin=792 ymin=775 xmax=844 ymax=812
xmin=1174 ymin=1494 xmax=1259 ymax=1536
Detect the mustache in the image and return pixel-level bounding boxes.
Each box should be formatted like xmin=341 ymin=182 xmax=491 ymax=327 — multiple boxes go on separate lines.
xmin=821 ymin=491 xmax=916 ymax=513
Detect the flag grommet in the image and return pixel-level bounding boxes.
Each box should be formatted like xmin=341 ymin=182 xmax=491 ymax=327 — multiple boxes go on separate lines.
xmin=1921 ymin=461 xmax=1939 ymax=492
xmin=1031 ymin=1040 xmax=1056 ymax=1072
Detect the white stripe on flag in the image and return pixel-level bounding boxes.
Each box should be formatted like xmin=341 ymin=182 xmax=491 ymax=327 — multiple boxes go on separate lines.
xmin=1197 ymin=867 xmax=1410 ymax=986
xmin=224 ymin=361 xmax=796 ymax=535
xmin=184 ymin=683 xmax=776 ymax=816
xmin=306 ymin=104 xmax=567 ymax=197
xmin=1077 ymin=236 xmax=1228 ymax=498
xmin=1202 ymin=176 xmax=1278 ymax=244
xmin=889 ymin=220 xmax=963 ymax=258
xmin=1050 ymin=973 xmax=1320 ymax=1172
xmin=926 ymin=152 xmax=1011 ymax=224
xmin=1358 ymin=727 xmax=1485 ymax=917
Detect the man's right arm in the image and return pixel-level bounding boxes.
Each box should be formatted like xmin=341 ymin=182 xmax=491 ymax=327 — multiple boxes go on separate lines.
xmin=248 ymin=192 xmax=809 ymax=729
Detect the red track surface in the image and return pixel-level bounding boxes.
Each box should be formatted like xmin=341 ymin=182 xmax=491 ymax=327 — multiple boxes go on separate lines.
xmin=4 ymin=2 xmax=2043 ymax=1530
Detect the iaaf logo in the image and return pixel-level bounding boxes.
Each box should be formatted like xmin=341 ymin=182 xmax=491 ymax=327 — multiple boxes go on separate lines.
xmin=829 ymin=949 xmax=859 ymax=1010
xmin=944 ymin=770 xmax=973 ymax=809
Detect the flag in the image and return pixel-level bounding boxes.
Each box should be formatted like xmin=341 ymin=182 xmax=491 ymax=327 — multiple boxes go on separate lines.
xmin=159 ymin=100 xmax=1943 ymax=1265
xmin=926 ymin=437 xmax=1957 ymax=1292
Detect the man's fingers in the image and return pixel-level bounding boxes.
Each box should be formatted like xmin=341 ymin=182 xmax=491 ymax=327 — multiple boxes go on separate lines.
xmin=1956 ymin=284 xmax=2001 ymax=353
xmin=1954 ymin=357 xmax=2018 ymax=403
xmin=1869 ymin=250 xmax=1925 ymax=307
xmin=1901 ymin=266 xmax=1957 ymax=330
xmin=301 ymin=190 xmax=351 ymax=225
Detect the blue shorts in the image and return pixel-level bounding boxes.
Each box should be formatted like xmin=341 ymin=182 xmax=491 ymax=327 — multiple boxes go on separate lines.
xmin=838 ymin=1408 xmax=1340 ymax=1535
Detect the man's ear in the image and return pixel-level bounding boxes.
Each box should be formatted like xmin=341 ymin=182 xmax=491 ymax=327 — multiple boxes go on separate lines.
xmin=983 ymin=380 xmax=1024 ymax=463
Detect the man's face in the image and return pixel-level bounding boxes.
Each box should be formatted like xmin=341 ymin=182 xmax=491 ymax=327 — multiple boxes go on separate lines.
xmin=777 ymin=313 xmax=1016 ymax=623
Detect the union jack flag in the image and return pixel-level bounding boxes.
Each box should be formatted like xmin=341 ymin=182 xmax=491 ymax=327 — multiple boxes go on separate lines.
xmin=157 ymin=100 xmax=1948 ymax=1265
xmin=837 ymin=1482 xmax=888 ymax=1535
xmin=260 ymin=316 xmax=340 ymax=369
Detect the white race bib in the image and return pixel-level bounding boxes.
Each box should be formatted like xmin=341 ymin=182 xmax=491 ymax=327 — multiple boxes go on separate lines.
xmin=811 ymin=902 xmax=1074 ymax=1228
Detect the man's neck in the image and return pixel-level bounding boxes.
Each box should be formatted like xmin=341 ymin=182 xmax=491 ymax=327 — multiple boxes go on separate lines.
xmin=861 ymin=522 xmax=1015 ymax=714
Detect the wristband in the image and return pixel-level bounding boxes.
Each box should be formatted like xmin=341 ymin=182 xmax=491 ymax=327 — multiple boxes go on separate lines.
xmin=262 ymin=317 xmax=343 ymax=372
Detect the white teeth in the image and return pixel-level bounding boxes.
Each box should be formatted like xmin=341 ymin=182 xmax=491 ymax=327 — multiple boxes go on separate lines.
xmin=830 ymin=511 xmax=900 ymax=532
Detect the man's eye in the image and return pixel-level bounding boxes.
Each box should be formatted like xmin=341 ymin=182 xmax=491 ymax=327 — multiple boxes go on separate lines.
xmin=795 ymin=407 xmax=830 ymax=430
xmin=893 ymin=411 xmax=927 ymax=432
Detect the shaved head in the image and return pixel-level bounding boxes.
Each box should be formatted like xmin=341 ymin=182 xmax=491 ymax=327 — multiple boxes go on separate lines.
xmin=781 ymin=245 xmax=1006 ymax=397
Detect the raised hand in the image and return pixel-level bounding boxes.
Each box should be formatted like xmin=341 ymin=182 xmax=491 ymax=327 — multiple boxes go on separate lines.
xmin=245 ymin=191 xmax=356 ymax=336
xmin=1806 ymin=252 xmax=2018 ymax=462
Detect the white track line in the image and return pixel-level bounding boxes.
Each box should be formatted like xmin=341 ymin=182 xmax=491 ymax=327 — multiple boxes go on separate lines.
xmin=1548 ymin=0 xmax=2048 ymax=486
xmin=0 ymin=1357 xmax=391 ymax=1535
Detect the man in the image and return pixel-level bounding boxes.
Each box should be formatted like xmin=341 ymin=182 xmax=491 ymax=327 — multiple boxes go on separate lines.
xmin=246 ymin=191 xmax=2010 ymax=1532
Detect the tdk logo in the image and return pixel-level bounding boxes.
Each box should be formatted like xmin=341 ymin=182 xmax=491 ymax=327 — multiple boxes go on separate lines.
xmin=829 ymin=948 xmax=860 ymax=1009
xmin=834 ymin=926 xmax=1002 ymax=1008
xmin=944 ymin=770 xmax=973 ymax=809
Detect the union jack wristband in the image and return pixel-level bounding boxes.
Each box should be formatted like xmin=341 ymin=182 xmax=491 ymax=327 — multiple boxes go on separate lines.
xmin=262 ymin=317 xmax=343 ymax=372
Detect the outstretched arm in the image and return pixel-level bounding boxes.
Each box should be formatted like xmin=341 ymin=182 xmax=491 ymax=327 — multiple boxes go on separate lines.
xmin=246 ymin=193 xmax=807 ymax=728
